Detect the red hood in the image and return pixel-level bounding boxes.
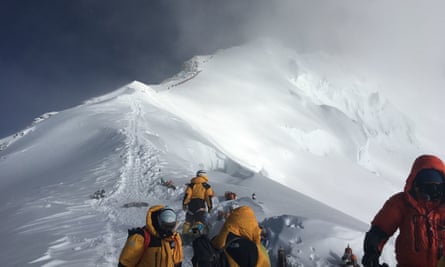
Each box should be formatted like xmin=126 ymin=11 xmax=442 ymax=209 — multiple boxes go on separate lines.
xmin=404 ymin=155 xmax=445 ymax=193
xmin=403 ymin=155 xmax=445 ymax=211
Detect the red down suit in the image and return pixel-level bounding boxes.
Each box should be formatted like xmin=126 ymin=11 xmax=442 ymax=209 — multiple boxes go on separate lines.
xmin=371 ymin=155 xmax=445 ymax=267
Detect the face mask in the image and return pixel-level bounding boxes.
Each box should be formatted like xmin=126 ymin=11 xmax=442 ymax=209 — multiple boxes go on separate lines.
xmin=159 ymin=229 xmax=174 ymax=238
xmin=417 ymin=183 xmax=444 ymax=201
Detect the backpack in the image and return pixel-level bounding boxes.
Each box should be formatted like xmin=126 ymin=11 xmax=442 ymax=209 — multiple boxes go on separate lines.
xmin=188 ymin=182 xmax=211 ymax=199
xmin=127 ymin=227 xmax=151 ymax=251
xmin=191 ymin=235 xmax=242 ymax=267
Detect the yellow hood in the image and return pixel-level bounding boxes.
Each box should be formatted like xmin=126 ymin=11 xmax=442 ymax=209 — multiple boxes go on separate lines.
xmin=212 ymin=206 xmax=261 ymax=249
xmin=191 ymin=176 xmax=209 ymax=184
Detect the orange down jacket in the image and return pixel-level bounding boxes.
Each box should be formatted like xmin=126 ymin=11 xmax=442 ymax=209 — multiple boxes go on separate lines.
xmin=371 ymin=155 xmax=445 ymax=267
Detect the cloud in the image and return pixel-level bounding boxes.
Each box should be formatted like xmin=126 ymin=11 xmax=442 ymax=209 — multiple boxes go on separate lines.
xmin=170 ymin=0 xmax=445 ymax=116
xmin=172 ymin=0 xmax=444 ymax=75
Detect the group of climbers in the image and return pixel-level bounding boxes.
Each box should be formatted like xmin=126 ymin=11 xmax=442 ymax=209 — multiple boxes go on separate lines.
xmin=117 ymin=154 xmax=445 ymax=267
xmin=117 ymin=169 xmax=270 ymax=267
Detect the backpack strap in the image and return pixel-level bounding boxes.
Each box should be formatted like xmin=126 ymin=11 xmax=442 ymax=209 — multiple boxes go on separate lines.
xmin=142 ymin=227 xmax=151 ymax=251
xmin=224 ymin=235 xmax=241 ymax=250
xmin=203 ymin=183 xmax=212 ymax=190
xmin=127 ymin=227 xmax=151 ymax=251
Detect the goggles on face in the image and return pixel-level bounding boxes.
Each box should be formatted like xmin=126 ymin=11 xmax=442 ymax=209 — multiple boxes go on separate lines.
xmin=158 ymin=208 xmax=177 ymax=234
xmin=417 ymin=182 xmax=444 ymax=201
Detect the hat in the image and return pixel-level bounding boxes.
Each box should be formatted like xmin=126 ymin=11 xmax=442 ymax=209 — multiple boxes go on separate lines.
xmin=415 ymin=169 xmax=444 ymax=185
xmin=196 ymin=170 xmax=207 ymax=177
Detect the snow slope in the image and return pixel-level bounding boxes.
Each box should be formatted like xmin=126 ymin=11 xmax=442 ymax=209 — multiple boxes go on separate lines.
xmin=0 ymin=39 xmax=442 ymax=266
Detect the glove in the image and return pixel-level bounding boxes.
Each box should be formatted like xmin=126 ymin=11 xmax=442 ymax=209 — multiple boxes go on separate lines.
xmin=362 ymin=257 xmax=388 ymax=267
xmin=208 ymin=207 xmax=212 ymax=213
xmin=182 ymin=205 xmax=187 ymax=211
xmin=362 ymin=252 xmax=380 ymax=267
xmin=362 ymin=226 xmax=388 ymax=267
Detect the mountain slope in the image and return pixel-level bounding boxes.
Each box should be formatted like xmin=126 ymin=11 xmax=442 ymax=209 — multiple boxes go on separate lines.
xmin=1 ymin=39 xmax=437 ymax=266
xmin=152 ymin=39 xmax=424 ymax=221
xmin=0 ymin=85 xmax=366 ymax=266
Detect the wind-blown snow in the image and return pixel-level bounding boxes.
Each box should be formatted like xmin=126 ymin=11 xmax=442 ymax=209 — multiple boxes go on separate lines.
xmin=0 ymin=38 xmax=442 ymax=266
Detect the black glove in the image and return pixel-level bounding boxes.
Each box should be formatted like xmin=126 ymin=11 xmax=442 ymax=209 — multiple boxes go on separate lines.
xmin=362 ymin=226 xmax=389 ymax=267
xmin=362 ymin=252 xmax=380 ymax=267
xmin=362 ymin=258 xmax=389 ymax=267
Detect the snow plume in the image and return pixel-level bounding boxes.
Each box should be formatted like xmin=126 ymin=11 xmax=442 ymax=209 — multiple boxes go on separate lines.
xmin=173 ymin=0 xmax=445 ymax=66
xmin=173 ymin=0 xmax=445 ymax=123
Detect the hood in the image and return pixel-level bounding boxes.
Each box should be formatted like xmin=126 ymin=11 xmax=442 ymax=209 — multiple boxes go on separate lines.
xmin=404 ymin=155 xmax=445 ymax=193
xmin=145 ymin=204 xmax=165 ymax=236
xmin=191 ymin=175 xmax=209 ymax=184
xmin=212 ymin=206 xmax=262 ymax=248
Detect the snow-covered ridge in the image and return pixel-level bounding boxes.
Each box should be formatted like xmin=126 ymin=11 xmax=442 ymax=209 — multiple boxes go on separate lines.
xmin=61 ymin=39 xmax=420 ymax=221
xmin=82 ymin=82 xmax=149 ymax=105
xmin=2 ymin=39 xmax=420 ymax=219
xmin=161 ymin=55 xmax=213 ymax=89
xmin=0 ymin=111 xmax=58 ymax=153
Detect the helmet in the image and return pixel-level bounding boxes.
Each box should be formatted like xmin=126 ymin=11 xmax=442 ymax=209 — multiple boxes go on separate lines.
xmin=196 ymin=170 xmax=207 ymax=177
xmin=414 ymin=169 xmax=445 ymax=201
xmin=157 ymin=207 xmax=177 ymax=234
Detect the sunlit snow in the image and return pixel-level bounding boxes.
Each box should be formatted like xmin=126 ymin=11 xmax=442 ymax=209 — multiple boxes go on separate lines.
xmin=1 ymin=39 xmax=443 ymax=266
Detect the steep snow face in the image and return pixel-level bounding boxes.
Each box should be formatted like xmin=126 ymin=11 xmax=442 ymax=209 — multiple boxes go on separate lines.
xmin=142 ymin=39 xmax=424 ymax=221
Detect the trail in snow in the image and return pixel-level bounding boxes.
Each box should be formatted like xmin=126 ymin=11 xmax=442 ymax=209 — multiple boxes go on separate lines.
xmin=94 ymin=96 xmax=161 ymax=265
xmin=8 ymin=95 xmax=179 ymax=266
xmin=92 ymin=95 xmax=187 ymax=266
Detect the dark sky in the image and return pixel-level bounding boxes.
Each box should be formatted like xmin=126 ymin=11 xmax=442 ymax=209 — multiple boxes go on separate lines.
xmin=0 ymin=0 xmax=252 ymax=138
xmin=2 ymin=1 xmax=444 ymax=138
